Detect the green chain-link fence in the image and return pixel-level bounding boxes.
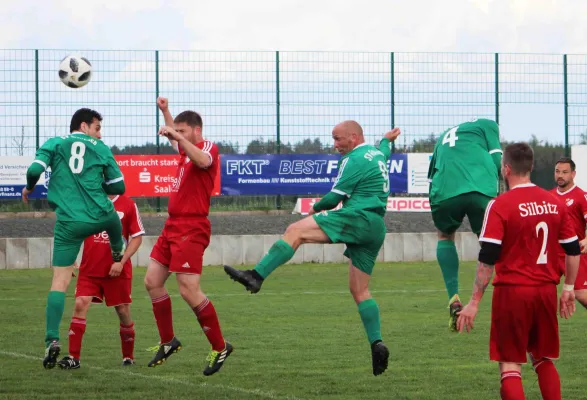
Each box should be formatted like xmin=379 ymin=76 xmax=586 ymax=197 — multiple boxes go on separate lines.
xmin=0 ymin=50 xmax=585 ymax=210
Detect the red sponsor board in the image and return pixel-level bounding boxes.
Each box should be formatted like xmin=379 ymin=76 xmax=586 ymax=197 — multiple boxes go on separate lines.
xmin=115 ymin=155 xmax=221 ymax=197
xmin=293 ymin=197 xmax=430 ymax=214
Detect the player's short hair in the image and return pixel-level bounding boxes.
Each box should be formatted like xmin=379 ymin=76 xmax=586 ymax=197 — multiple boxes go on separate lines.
xmin=556 ymin=156 xmax=576 ymax=171
xmin=70 ymin=108 xmax=102 ymax=133
xmin=503 ymin=142 xmax=534 ymax=175
xmin=174 ymin=111 xmax=203 ymax=129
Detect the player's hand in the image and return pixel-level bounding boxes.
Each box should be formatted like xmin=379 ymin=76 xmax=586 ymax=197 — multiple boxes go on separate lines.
xmin=158 ymin=126 xmax=182 ymax=142
xmin=559 ymin=289 xmax=576 ymax=319
xmin=456 ymin=302 xmax=478 ymax=333
xmin=22 ymin=187 xmax=32 ymax=204
xmin=109 ymin=262 xmax=123 ymax=277
xmin=72 ymin=261 xmax=79 ymax=277
xmin=384 ymin=128 xmax=401 ymax=142
xmin=308 ymin=207 xmax=316 ymax=216
xmin=579 ymin=238 xmax=587 ymax=254
xmin=157 ymin=97 xmax=169 ymax=112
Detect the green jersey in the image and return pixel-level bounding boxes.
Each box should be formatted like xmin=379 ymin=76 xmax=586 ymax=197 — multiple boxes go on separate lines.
xmin=427 ymin=118 xmax=502 ymax=204
xmin=32 ymin=132 xmax=124 ymax=222
xmin=331 ymin=139 xmax=392 ymax=216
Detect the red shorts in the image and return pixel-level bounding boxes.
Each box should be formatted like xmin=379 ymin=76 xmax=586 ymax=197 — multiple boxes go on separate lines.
xmin=75 ymin=274 xmax=132 ymax=307
xmin=558 ymin=254 xmax=587 ymax=290
xmin=490 ymin=285 xmax=559 ymax=364
xmin=150 ymin=218 xmax=211 ymax=275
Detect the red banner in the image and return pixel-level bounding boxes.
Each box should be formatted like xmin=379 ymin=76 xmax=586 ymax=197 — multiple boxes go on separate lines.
xmin=114 ymin=155 xmax=221 ymax=197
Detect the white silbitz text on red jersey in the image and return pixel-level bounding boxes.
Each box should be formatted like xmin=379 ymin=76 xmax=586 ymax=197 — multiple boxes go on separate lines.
xmin=518 ymin=201 xmax=559 ymax=217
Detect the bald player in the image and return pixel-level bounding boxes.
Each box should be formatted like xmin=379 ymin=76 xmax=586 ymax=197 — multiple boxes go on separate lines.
xmin=224 ymin=121 xmax=401 ymax=376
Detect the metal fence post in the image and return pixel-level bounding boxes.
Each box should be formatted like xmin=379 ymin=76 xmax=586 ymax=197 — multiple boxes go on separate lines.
xmin=155 ymin=50 xmax=161 ymax=212
xmin=390 ymin=52 xmax=396 ymax=198
xmin=495 ymin=53 xmax=499 ymax=125
xmin=276 ymin=50 xmax=281 ymax=210
xmin=564 ymin=54 xmax=569 ymax=156
xmin=35 ymin=49 xmax=40 ymax=150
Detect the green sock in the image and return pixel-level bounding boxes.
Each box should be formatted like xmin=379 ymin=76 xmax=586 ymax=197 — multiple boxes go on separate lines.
xmin=253 ymin=239 xmax=295 ymax=279
xmin=45 ymin=291 xmax=66 ymax=346
xmin=358 ymin=298 xmax=382 ymax=344
xmin=437 ymin=240 xmax=459 ymax=300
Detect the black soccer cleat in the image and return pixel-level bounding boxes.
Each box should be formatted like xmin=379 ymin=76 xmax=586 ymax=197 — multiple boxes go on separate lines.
xmin=223 ymin=265 xmax=263 ymax=294
xmin=147 ymin=337 xmax=182 ymax=367
xmin=448 ymin=294 xmax=463 ymax=333
xmin=43 ymin=340 xmax=61 ymax=369
xmin=57 ymin=356 xmax=80 ymax=370
xmin=371 ymin=341 xmax=389 ymax=376
xmin=122 ymin=358 xmax=135 ymax=366
xmin=203 ymin=342 xmax=233 ymax=376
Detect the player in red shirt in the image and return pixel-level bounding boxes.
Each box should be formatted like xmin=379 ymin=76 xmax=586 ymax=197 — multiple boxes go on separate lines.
xmin=144 ymin=97 xmax=231 ymax=376
xmin=552 ymin=157 xmax=587 ymax=308
xmin=457 ymin=143 xmax=581 ymax=400
xmin=57 ymin=194 xmax=145 ymax=369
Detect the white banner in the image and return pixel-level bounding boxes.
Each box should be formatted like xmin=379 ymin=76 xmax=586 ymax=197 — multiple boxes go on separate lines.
xmin=407 ymin=153 xmax=432 ymax=194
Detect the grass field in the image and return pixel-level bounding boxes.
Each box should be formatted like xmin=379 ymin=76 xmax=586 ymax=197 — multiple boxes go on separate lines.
xmin=1 ymin=262 xmax=586 ymax=400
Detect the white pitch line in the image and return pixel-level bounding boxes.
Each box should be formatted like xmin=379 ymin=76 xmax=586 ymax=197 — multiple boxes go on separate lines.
xmin=0 ymin=351 xmax=304 ymax=400
xmin=0 ymin=288 xmax=492 ymax=302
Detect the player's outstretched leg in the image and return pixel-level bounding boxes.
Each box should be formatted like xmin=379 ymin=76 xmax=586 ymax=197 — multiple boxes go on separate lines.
xmin=350 ymin=262 xmax=389 ymax=376
xmin=43 ymin=263 xmax=75 ymax=369
xmin=115 ymin=304 xmax=135 ymax=366
xmin=437 ymin=234 xmax=461 ymax=332
xmin=224 ymin=239 xmax=295 ymax=293
xmin=145 ymin=260 xmax=182 ymax=367
xmin=530 ymin=355 xmax=561 ymax=400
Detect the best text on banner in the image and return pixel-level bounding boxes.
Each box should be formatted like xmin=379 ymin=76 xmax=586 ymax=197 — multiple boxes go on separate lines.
xmin=220 ymin=153 xmax=410 ymax=195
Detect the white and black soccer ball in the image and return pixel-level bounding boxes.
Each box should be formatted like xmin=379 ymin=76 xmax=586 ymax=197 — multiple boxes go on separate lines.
xmin=58 ymin=54 xmax=92 ymax=89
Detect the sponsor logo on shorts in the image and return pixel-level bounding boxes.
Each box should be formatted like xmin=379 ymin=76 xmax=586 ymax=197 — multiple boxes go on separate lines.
xmin=182 ymin=262 xmax=190 ymax=268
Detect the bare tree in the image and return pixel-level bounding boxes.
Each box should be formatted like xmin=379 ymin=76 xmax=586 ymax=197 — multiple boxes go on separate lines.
xmin=12 ymin=126 xmax=27 ymax=156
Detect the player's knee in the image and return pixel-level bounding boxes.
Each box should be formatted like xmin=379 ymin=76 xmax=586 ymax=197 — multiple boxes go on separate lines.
xmin=349 ymin=285 xmax=370 ymax=304
xmin=74 ymin=297 xmax=91 ymax=314
xmin=115 ymin=305 xmax=132 ymax=322
xmin=144 ymin=273 xmax=162 ymax=292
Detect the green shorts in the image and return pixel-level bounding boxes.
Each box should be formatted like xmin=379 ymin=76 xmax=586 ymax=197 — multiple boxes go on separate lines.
xmin=313 ymin=207 xmax=386 ymax=275
xmin=53 ymin=211 xmax=123 ymax=267
xmin=430 ymin=192 xmax=493 ymax=236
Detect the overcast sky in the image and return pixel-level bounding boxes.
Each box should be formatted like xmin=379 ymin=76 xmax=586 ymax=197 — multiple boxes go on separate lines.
xmin=1 ymin=0 xmax=587 ymax=150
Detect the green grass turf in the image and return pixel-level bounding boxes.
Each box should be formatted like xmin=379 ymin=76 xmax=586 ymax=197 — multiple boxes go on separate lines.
xmin=1 ymin=262 xmax=586 ymax=400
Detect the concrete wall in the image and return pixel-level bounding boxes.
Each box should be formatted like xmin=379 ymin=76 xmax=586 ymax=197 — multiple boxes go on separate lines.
xmin=0 ymin=232 xmax=481 ymax=269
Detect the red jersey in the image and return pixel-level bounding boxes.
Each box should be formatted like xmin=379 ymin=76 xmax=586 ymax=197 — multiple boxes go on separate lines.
xmin=79 ymin=195 xmax=145 ymax=279
xmin=479 ymin=183 xmax=577 ymax=286
xmin=551 ymin=185 xmax=587 ymax=254
xmin=168 ymin=140 xmax=219 ymax=219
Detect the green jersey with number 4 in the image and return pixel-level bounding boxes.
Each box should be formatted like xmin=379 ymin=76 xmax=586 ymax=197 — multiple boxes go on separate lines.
xmin=332 ymin=141 xmax=391 ymax=216
xmin=32 ymin=132 xmax=124 ymax=222
xmin=427 ymin=118 xmax=502 ymax=204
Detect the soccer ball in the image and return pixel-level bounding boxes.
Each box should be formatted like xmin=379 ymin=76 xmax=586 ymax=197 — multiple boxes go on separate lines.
xmin=58 ymin=54 xmax=92 ymax=89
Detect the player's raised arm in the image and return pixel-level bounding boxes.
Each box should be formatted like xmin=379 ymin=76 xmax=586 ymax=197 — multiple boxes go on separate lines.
xmin=101 ymin=145 xmax=125 ymax=195
xmin=23 ymin=139 xmax=55 ymax=202
xmin=378 ymin=128 xmax=401 ymax=161
xmin=158 ymin=126 xmax=213 ymax=169
xmin=157 ymin=97 xmax=179 ymax=152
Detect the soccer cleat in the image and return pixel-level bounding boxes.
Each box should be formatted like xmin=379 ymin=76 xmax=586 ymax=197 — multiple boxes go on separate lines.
xmin=371 ymin=341 xmax=389 ymax=376
xmin=57 ymin=356 xmax=80 ymax=370
xmin=203 ymin=342 xmax=233 ymax=376
xmin=147 ymin=337 xmax=182 ymax=367
xmin=223 ymin=265 xmax=263 ymax=294
xmin=43 ymin=340 xmax=61 ymax=369
xmin=122 ymin=358 xmax=135 ymax=366
xmin=448 ymin=294 xmax=462 ymax=332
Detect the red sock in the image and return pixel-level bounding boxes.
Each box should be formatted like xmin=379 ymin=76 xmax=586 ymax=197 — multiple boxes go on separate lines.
xmin=533 ymin=359 xmax=561 ymax=400
xmin=193 ymin=298 xmax=225 ymax=352
xmin=68 ymin=317 xmax=87 ymax=360
xmin=500 ymin=371 xmax=525 ymax=400
xmin=119 ymin=322 xmax=135 ymax=360
xmin=151 ymin=293 xmax=175 ymax=344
